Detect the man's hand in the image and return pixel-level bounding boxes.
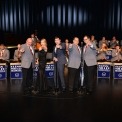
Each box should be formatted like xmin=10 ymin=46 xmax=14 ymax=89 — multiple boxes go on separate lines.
xmin=53 ymin=57 xmax=58 ymax=62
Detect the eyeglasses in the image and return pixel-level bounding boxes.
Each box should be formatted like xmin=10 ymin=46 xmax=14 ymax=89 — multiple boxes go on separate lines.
xmin=84 ymin=38 xmax=88 ymax=41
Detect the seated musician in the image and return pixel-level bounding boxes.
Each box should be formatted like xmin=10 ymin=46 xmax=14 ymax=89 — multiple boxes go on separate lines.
xmin=31 ymin=33 xmax=40 ymax=50
xmin=0 ymin=44 xmax=10 ymax=63
xmin=13 ymin=44 xmax=22 ymax=62
xmin=110 ymin=36 xmax=119 ymax=49
xmin=97 ymin=43 xmax=108 ymax=62
xmin=111 ymin=44 xmax=122 ymax=63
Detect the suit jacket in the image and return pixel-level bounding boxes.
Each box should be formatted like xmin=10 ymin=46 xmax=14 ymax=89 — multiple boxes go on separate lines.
xmin=0 ymin=49 xmax=10 ymax=61
xmin=14 ymin=49 xmax=21 ymax=61
xmin=53 ymin=43 xmax=66 ymax=64
xmin=97 ymin=49 xmax=106 ymax=60
xmin=110 ymin=41 xmax=118 ymax=48
xmin=68 ymin=44 xmax=81 ymax=69
xmin=83 ymin=44 xmax=97 ymax=66
xmin=111 ymin=49 xmax=122 ymax=62
xmin=99 ymin=40 xmax=108 ymax=48
xmin=21 ymin=44 xmax=35 ymax=68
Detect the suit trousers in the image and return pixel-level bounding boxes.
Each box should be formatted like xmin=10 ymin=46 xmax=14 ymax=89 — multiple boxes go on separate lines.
xmin=54 ymin=62 xmax=65 ymax=90
xmin=68 ymin=67 xmax=80 ymax=91
xmin=22 ymin=63 xmax=33 ymax=91
xmin=83 ymin=61 xmax=96 ymax=92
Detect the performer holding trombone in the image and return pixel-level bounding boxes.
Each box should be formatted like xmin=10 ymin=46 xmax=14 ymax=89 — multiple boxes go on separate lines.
xmin=97 ymin=43 xmax=108 ymax=62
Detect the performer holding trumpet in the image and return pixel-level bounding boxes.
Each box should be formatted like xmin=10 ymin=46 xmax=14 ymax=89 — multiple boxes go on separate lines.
xmin=97 ymin=43 xmax=108 ymax=62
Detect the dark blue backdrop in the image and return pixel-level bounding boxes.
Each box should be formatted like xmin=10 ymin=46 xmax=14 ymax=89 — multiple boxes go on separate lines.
xmin=0 ymin=0 xmax=122 ymax=50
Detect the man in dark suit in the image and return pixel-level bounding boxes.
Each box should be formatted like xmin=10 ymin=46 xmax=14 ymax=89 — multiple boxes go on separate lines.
xmin=68 ymin=37 xmax=81 ymax=92
xmin=20 ymin=38 xmax=35 ymax=94
xmin=53 ymin=37 xmax=66 ymax=92
xmin=83 ymin=35 xmax=97 ymax=94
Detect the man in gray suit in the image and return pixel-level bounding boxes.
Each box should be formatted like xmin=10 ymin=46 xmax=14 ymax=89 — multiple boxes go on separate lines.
xmin=83 ymin=35 xmax=97 ymax=94
xmin=20 ymin=38 xmax=35 ymax=94
xmin=53 ymin=37 xmax=66 ymax=93
xmin=0 ymin=44 xmax=10 ymax=62
xmin=68 ymin=37 xmax=81 ymax=92
xmin=14 ymin=44 xmax=21 ymax=62
xmin=111 ymin=44 xmax=122 ymax=62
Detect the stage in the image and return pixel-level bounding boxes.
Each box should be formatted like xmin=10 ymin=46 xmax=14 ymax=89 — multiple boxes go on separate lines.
xmin=0 ymin=78 xmax=122 ymax=122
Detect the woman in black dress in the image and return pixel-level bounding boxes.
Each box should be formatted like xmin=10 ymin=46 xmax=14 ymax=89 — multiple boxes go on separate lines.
xmin=33 ymin=38 xmax=48 ymax=94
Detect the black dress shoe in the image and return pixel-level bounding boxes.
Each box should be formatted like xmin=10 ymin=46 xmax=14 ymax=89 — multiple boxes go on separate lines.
xmin=62 ymin=88 xmax=66 ymax=93
xmin=86 ymin=91 xmax=92 ymax=95
xmin=77 ymin=90 xmax=85 ymax=95
xmin=23 ymin=90 xmax=31 ymax=95
xmin=69 ymin=90 xmax=73 ymax=93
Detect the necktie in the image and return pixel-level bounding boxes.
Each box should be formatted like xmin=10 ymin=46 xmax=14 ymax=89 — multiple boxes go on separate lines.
xmin=84 ymin=45 xmax=88 ymax=53
xmin=29 ymin=46 xmax=34 ymax=55
xmin=77 ymin=46 xmax=81 ymax=54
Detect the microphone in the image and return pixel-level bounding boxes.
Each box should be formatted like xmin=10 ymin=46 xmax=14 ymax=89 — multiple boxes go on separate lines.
xmin=81 ymin=42 xmax=83 ymax=47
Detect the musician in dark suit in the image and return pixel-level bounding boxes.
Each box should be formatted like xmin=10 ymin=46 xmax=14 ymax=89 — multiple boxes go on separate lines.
xmin=83 ymin=35 xmax=97 ymax=94
xmin=53 ymin=37 xmax=66 ymax=92
xmin=20 ymin=38 xmax=35 ymax=94
xmin=68 ymin=37 xmax=81 ymax=92
xmin=32 ymin=39 xmax=48 ymax=94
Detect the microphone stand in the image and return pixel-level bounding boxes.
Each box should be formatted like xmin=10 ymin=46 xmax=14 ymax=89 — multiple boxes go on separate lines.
xmin=78 ymin=42 xmax=84 ymax=95
xmin=53 ymin=51 xmax=59 ymax=96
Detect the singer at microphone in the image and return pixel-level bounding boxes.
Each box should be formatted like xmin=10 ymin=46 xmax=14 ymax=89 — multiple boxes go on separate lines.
xmin=53 ymin=37 xmax=66 ymax=93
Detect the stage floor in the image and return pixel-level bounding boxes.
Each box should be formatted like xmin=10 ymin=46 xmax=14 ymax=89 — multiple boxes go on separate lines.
xmin=0 ymin=78 xmax=122 ymax=121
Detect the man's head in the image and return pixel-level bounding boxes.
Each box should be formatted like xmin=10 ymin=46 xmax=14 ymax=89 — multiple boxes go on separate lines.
xmin=0 ymin=44 xmax=5 ymax=50
xmin=31 ymin=34 xmax=35 ymax=38
xmin=83 ymin=35 xmax=90 ymax=44
xmin=26 ymin=38 xmax=33 ymax=46
xmin=115 ymin=44 xmax=120 ymax=50
xmin=73 ymin=37 xmax=79 ymax=45
xmin=54 ymin=37 xmax=61 ymax=45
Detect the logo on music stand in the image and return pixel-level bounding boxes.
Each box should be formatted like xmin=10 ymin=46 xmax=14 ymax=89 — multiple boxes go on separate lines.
xmin=49 ymin=72 xmax=53 ymax=76
xmin=15 ymin=73 xmax=19 ymax=77
xmin=102 ymin=72 xmax=106 ymax=77
xmin=118 ymin=73 xmax=122 ymax=78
